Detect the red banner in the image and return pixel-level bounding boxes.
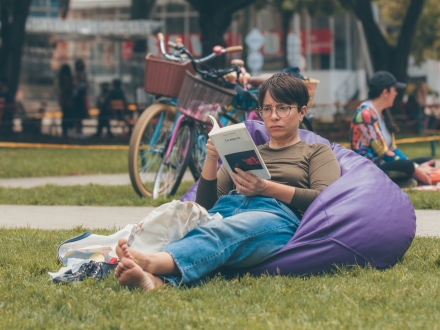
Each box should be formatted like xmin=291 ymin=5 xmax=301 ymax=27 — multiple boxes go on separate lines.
xmin=300 ymin=29 xmax=332 ymax=54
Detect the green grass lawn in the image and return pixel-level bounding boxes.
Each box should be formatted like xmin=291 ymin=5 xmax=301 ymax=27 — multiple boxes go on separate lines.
xmin=0 ymin=149 xmax=128 ymax=178
xmin=0 ymin=227 xmax=439 ymax=329
xmin=398 ymin=142 xmax=438 ymax=159
xmin=1 ymin=140 xmax=438 ymax=179
xmin=0 ymin=183 xmax=438 ymax=209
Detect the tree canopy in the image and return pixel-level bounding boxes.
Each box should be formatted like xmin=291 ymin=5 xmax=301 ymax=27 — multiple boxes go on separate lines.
xmin=376 ymin=0 xmax=440 ymax=65
xmin=340 ymin=0 xmax=426 ymax=83
xmin=186 ymin=0 xmax=257 ymax=61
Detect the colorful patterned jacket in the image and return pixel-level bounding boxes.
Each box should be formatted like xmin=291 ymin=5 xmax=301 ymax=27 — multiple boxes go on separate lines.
xmin=350 ymin=100 xmax=407 ymax=164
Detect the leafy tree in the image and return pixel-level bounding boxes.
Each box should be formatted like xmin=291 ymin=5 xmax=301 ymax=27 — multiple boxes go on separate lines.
xmin=0 ymin=0 xmax=73 ymax=98
xmin=255 ymin=0 xmax=340 ymax=68
xmin=186 ymin=0 xmax=257 ymax=65
xmin=340 ymin=0 xmax=425 ymax=83
xmin=0 ymin=0 xmax=33 ymax=98
xmin=376 ymin=0 xmax=440 ymax=65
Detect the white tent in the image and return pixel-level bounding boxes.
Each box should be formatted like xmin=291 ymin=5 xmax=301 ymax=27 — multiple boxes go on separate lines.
xmin=26 ymin=17 xmax=162 ymax=37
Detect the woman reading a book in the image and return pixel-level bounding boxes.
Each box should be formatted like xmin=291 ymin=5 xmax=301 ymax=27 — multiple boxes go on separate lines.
xmin=115 ymin=73 xmax=341 ymax=291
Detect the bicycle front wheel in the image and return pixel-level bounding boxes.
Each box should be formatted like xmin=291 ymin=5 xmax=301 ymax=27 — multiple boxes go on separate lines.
xmin=152 ymin=121 xmax=194 ymax=199
xmin=128 ymin=103 xmax=177 ymax=197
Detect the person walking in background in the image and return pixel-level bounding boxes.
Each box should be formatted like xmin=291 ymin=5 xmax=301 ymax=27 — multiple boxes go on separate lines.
xmin=0 ymin=77 xmax=16 ymax=136
xmin=405 ymin=81 xmax=428 ymax=134
xmin=58 ymin=64 xmax=75 ymax=137
xmin=94 ymin=82 xmax=113 ymax=138
xmin=73 ymin=59 xmax=89 ymax=138
xmin=350 ymin=71 xmax=436 ymax=188
xmin=105 ymin=79 xmax=127 ymax=132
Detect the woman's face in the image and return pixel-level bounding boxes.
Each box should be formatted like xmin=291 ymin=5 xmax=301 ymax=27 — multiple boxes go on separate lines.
xmin=261 ymin=91 xmax=306 ymax=142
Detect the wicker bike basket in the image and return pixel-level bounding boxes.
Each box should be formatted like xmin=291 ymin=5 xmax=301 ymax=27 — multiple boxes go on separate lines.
xmin=144 ymin=54 xmax=196 ymax=98
xmin=176 ymin=71 xmax=237 ymax=124
xmin=304 ymin=77 xmax=320 ymax=107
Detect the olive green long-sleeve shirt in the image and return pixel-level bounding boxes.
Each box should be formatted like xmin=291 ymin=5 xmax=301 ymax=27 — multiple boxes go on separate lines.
xmin=195 ymin=141 xmax=341 ymax=216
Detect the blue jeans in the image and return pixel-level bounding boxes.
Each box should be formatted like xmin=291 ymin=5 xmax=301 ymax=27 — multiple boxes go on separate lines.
xmin=160 ymin=192 xmax=300 ymax=286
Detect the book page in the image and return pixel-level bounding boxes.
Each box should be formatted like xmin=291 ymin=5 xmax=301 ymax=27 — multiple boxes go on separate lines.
xmin=208 ymin=116 xmax=271 ymax=179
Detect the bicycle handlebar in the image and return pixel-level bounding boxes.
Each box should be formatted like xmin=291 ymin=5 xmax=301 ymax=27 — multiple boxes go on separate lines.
xmin=158 ymin=33 xmax=242 ymax=64
xmin=225 ymin=46 xmax=243 ymax=53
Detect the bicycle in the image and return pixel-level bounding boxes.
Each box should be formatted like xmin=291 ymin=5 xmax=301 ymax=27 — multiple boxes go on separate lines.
xmin=129 ymin=34 xmax=246 ymax=198
xmin=129 ymin=34 xmax=317 ymax=199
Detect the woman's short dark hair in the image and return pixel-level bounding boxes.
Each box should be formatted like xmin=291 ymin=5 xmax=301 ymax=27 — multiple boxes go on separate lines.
xmin=258 ymin=72 xmax=309 ymax=110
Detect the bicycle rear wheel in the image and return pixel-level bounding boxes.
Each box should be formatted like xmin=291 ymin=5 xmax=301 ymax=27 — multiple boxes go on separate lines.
xmin=152 ymin=121 xmax=194 ymax=199
xmin=128 ymin=103 xmax=176 ymax=197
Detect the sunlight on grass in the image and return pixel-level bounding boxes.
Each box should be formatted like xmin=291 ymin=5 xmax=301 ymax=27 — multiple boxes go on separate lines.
xmin=0 ymin=183 xmax=436 ymax=209
xmin=398 ymin=141 xmax=439 ymax=159
xmin=0 ymin=228 xmax=438 ymax=329
xmin=0 ymin=149 xmax=129 ymax=178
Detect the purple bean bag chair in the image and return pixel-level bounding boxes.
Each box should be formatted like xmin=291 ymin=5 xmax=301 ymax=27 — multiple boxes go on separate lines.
xmin=181 ymin=120 xmax=416 ymax=276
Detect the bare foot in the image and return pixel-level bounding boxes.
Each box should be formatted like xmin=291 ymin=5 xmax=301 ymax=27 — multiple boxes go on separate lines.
xmin=117 ymin=257 xmax=163 ymax=291
xmin=116 ymin=238 xmax=128 ymax=260
xmin=121 ymin=244 xmax=154 ymax=273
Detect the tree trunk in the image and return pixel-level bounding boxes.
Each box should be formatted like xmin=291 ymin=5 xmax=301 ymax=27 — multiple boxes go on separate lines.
xmin=346 ymin=0 xmax=425 ymax=126
xmin=389 ymin=0 xmax=425 ymax=83
xmin=347 ymin=0 xmax=425 ymax=82
xmin=59 ymin=0 xmax=70 ymax=18
xmin=131 ymin=0 xmax=156 ymax=53
xmin=0 ymin=0 xmax=33 ymax=98
xmin=187 ymin=0 xmax=257 ymax=68
xmin=280 ymin=10 xmax=294 ymax=69
xmin=198 ymin=12 xmax=232 ymax=68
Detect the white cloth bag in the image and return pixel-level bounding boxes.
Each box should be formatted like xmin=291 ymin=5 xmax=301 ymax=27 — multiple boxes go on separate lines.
xmin=127 ymin=200 xmax=222 ymax=254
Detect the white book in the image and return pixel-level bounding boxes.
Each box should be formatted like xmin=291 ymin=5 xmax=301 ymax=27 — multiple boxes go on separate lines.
xmin=208 ymin=115 xmax=271 ymax=180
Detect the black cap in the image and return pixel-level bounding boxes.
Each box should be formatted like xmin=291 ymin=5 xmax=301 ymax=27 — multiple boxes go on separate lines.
xmin=369 ymin=71 xmax=406 ymax=91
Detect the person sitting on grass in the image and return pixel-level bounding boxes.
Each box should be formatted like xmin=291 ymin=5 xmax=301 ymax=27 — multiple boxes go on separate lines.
xmin=349 ymin=71 xmax=436 ymax=188
xmin=114 ymin=73 xmax=341 ymax=291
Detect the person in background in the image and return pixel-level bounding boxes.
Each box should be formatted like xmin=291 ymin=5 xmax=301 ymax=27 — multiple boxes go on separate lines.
xmin=73 ymin=59 xmax=89 ymax=138
xmin=105 ymin=79 xmax=127 ymax=128
xmin=0 ymin=77 xmax=16 ymax=136
xmin=405 ymin=81 xmax=428 ymax=134
xmin=58 ymin=64 xmax=75 ymax=137
xmin=350 ymin=71 xmax=436 ymax=188
xmin=94 ymin=82 xmax=112 ymax=138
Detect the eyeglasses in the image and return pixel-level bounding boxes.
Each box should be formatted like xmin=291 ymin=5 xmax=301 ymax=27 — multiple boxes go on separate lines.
xmin=256 ymin=105 xmax=297 ymax=119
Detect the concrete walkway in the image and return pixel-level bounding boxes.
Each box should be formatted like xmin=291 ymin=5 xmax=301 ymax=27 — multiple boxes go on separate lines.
xmin=0 ymin=172 xmax=195 ymax=188
xmin=0 ymin=205 xmax=438 ymax=237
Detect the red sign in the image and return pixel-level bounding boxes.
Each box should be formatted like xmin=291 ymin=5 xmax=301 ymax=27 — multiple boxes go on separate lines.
xmin=122 ymin=41 xmax=133 ymax=60
xmin=300 ymin=29 xmax=332 ymax=54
